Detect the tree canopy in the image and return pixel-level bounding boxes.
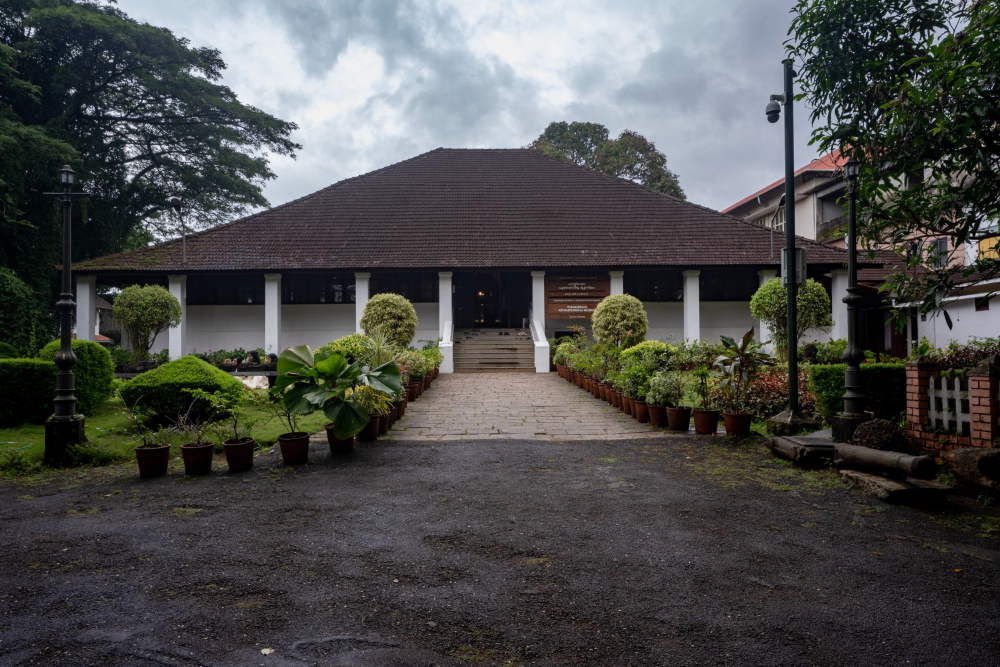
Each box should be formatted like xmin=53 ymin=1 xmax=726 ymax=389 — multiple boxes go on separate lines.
xmin=788 ymin=0 xmax=1000 ymax=324
xmin=0 ymin=0 xmax=299 ymax=321
xmin=750 ymin=278 xmax=832 ymax=361
xmin=530 ymin=121 xmax=685 ymax=199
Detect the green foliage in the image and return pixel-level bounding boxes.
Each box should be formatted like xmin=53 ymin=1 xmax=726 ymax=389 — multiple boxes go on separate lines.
xmin=0 ymin=358 xmax=56 ymax=426
xmin=670 ymin=338 xmax=727 ymax=371
xmin=530 ymin=121 xmax=685 ymax=198
xmin=0 ymin=449 xmax=43 ymax=478
xmin=808 ymin=363 xmax=907 ymax=424
xmin=553 ymin=340 xmax=578 ymax=366
xmin=396 ymin=349 xmax=432 ymax=381
xmin=592 ymin=294 xmax=648 ymax=348
xmin=113 ymin=285 xmax=182 ymax=363
xmin=0 ymin=268 xmax=46 ymax=356
xmin=692 ymin=365 xmax=718 ymax=410
xmin=813 ymin=339 xmax=847 ymax=365
xmin=360 ymin=293 xmax=419 ymax=347
xmin=0 ymin=341 xmax=18 ymax=358
xmin=789 ymin=0 xmax=1000 ymax=319
xmin=106 ymin=345 xmax=131 ymax=367
xmin=38 ymin=339 xmax=114 ymax=417
xmin=117 ymin=355 xmax=244 ymax=423
xmin=618 ymin=341 xmax=673 ymax=399
xmin=713 ymin=329 xmax=773 ymax=413
xmin=646 ymin=371 xmax=684 ymax=407
xmin=750 ymin=278 xmax=832 ymax=360
xmin=316 ymin=333 xmax=370 ymax=364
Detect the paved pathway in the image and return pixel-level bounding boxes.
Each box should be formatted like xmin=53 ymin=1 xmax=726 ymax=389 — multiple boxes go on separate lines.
xmin=391 ymin=373 xmax=669 ymax=440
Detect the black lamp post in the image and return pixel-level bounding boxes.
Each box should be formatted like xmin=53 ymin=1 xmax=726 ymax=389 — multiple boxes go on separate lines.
xmin=832 ymin=156 xmax=872 ymax=442
xmin=765 ymin=59 xmax=821 ymax=435
xmin=43 ymin=165 xmax=89 ymax=466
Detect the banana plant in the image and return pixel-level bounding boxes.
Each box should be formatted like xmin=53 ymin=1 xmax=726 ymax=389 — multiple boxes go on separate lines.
xmin=275 ymin=345 xmax=403 ymax=439
xmin=713 ymin=329 xmax=773 ymax=414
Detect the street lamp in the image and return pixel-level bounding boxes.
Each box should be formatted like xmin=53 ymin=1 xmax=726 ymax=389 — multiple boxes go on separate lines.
xmin=43 ymin=165 xmax=89 ymax=466
xmin=833 ymin=155 xmax=872 ymax=442
xmin=765 ymin=59 xmax=821 ymax=435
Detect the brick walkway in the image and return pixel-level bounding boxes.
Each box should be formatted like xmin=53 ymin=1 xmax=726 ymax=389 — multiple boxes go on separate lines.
xmin=391 ymin=373 xmax=669 ymax=441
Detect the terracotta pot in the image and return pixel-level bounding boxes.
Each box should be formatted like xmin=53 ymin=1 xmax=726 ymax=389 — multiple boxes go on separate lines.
xmin=416 ymin=381 xmax=424 ymax=397
xmin=723 ymin=412 xmax=753 ymax=437
xmin=324 ymin=423 xmax=354 ymax=454
xmin=423 ymin=377 xmax=431 ymax=390
xmin=223 ymin=437 xmax=255 ymax=472
xmin=616 ymin=391 xmax=626 ymax=411
xmin=357 ymin=416 xmax=380 ymax=442
xmin=666 ymin=406 xmax=692 ymax=431
xmin=575 ymin=372 xmax=583 ymax=387
xmin=623 ymin=396 xmax=634 ymax=416
xmin=278 ymin=432 xmax=310 ymax=465
xmin=634 ymin=400 xmax=650 ymax=423
xmin=593 ymin=380 xmax=602 ymax=399
xmin=405 ymin=383 xmax=416 ymax=402
xmin=692 ymin=409 xmax=721 ymax=435
xmin=180 ymin=442 xmax=214 ymax=476
xmin=378 ymin=413 xmax=389 ymax=436
xmin=612 ymin=391 xmax=621 ymax=409
xmin=135 ymin=444 xmax=170 ymax=478
xmin=584 ymin=377 xmax=592 ymax=393
xmin=647 ymin=404 xmax=666 ymax=427
xmin=400 ymin=397 xmax=407 ymax=417
xmin=600 ymin=384 xmax=609 ymax=402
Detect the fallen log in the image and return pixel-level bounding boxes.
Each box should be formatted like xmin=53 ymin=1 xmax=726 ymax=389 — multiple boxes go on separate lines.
xmin=942 ymin=448 xmax=1000 ymax=490
xmin=834 ymin=443 xmax=937 ymax=480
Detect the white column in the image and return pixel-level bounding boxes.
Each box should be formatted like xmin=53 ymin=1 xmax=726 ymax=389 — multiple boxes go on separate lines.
xmin=355 ymin=272 xmax=370 ymax=334
xmin=830 ymin=268 xmax=849 ymax=341
xmin=757 ymin=269 xmax=777 ymax=351
xmin=438 ymin=272 xmax=452 ymax=337
xmin=264 ymin=273 xmax=281 ymax=356
xmin=531 ymin=271 xmax=546 ymax=333
xmin=167 ymin=274 xmax=187 ymax=360
xmin=609 ymin=270 xmax=624 ymax=296
xmin=682 ymin=270 xmax=700 ymax=342
xmin=75 ymin=274 xmax=96 ymax=342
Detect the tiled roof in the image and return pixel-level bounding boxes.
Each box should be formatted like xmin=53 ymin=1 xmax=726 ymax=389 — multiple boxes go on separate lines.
xmin=722 ymin=151 xmax=845 ymax=214
xmin=74 ymin=148 xmax=870 ymax=274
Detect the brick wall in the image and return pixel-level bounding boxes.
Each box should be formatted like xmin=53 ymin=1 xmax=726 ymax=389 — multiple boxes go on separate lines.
xmin=905 ymin=355 xmax=1000 ymax=461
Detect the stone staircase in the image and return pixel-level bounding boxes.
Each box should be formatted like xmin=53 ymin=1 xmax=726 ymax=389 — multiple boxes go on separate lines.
xmin=453 ymin=328 xmax=535 ymax=373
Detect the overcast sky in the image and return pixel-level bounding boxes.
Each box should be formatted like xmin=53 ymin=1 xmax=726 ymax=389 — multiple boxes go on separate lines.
xmin=117 ymin=0 xmax=820 ymax=212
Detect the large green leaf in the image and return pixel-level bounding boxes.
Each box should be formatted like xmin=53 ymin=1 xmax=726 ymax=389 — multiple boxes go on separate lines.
xmin=284 ymin=382 xmax=333 ymax=414
xmin=276 ymin=345 xmax=315 ymax=391
xmin=363 ymin=361 xmax=403 ymax=395
xmin=314 ymin=352 xmax=349 ymax=378
xmin=324 ymin=399 xmax=371 ymax=439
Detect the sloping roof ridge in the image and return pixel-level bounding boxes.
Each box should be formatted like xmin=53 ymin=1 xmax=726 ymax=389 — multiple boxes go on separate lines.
xmin=722 ymin=150 xmax=844 ymax=214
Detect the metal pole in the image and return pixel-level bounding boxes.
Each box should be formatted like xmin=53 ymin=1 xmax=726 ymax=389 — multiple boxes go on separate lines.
xmin=783 ymin=59 xmax=799 ymax=413
xmin=53 ymin=171 xmax=78 ymax=419
xmin=842 ymin=161 xmax=866 ymax=415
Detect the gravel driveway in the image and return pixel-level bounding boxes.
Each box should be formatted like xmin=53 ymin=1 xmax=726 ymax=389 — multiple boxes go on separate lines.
xmin=1 ymin=435 xmax=998 ymax=666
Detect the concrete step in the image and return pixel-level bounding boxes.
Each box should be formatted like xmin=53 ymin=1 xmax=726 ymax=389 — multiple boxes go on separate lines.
xmin=454 ymin=367 xmax=535 ymax=374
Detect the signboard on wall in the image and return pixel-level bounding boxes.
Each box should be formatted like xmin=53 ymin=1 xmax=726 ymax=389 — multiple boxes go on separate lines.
xmin=545 ymin=275 xmax=610 ymax=319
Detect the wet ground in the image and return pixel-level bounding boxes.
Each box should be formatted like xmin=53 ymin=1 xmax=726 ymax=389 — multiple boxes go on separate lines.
xmin=1 ymin=436 xmax=999 ymax=666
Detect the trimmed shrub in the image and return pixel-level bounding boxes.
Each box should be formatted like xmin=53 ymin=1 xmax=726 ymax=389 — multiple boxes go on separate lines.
xmin=852 ymin=418 xmax=907 ymax=451
xmin=0 ymin=342 xmax=19 ymax=358
xmin=737 ymin=368 xmax=818 ymax=420
xmin=808 ymin=363 xmax=906 ymax=424
xmin=0 ymin=268 xmax=44 ymax=356
xmin=0 ymin=359 xmax=57 ymax=426
xmin=316 ymin=333 xmax=370 ymax=363
xmin=38 ymin=339 xmax=114 ymax=417
xmin=592 ymin=294 xmax=647 ymax=348
xmin=750 ymin=278 xmax=832 ymax=360
xmin=360 ymin=294 xmax=418 ymax=347
xmin=118 ymin=355 xmax=244 ymax=423
xmin=113 ymin=284 xmax=182 ymax=363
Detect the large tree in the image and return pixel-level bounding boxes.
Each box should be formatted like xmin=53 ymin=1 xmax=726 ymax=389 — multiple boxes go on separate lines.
xmin=0 ymin=0 xmax=299 ymax=308
xmin=788 ymin=0 xmax=1000 ymax=324
xmin=530 ymin=121 xmax=685 ymax=199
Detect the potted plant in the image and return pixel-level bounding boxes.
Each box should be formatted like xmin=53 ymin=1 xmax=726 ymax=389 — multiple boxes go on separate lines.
xmin=194 ymin=389 xmax=259 ymax=472
xmin=644 ymin=372 xmax=673 ymax=427
xmin=658 ymin=372 xmax=691 ymax=431
xmin=691 ymin=365 xmax=721 ymax=435
xmin=714 ymin=329 xmax=772 ymax=438
xmin=120 ymin=392 xmax=172 ymax=478
xmin=277 ymin=344 xmax=402 ymax=447
xmin=265 ymin=386 xmax=310 ymax=465
xmin=172 ymin=391 xmax=218 ymax=476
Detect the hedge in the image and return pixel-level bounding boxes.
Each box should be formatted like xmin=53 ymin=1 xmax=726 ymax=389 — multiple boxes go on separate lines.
xmin=808 ymin=363 xmax=906 ymax=424
xmin=0 ymin=359 xmax=57 ymax=427
xmin=118 ymin=355 xmax=244 ymax=423
xmin=38 ymin=339 xmax=114 ymax=417
xmin=0 ymin=342 xmax=18 ymax=358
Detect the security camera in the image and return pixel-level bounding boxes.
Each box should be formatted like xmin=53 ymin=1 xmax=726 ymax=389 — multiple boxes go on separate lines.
xmin=765 ymin=99 xmax=781 ymax=124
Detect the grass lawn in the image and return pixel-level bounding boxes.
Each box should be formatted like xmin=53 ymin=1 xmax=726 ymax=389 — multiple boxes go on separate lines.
xmin=0 ymin=393 xmax=331 ymax=477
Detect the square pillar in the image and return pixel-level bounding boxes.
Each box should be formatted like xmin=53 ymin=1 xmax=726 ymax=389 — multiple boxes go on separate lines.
xmin=968 ymin=356 xmax=1000 ymax=447
xmin=264 ymin=273 xmax=281 ymax=356
xmin=904 ymin=357 xmax=938 ymax=443
xmin=531 ymin=271 xmax=546 ymax=333
xmin=355 ymin=272 xmax=370 ymax=334
xmin=75 ymin=274 xmax=97 ymax=342
xmin=831 ymin=268 xmax=849 ymax=341
xmin=167 ymin=274 xmax=187 ymax=360
xmin=609 ymin=270 xmax=624 ymax=296
xmin=757 ymin=270 xmax=777 ymax=351
xmin=438 ymin=272 xmax=453 ymax=337
xmin=682 ymin=270 xmax=700 ymax=342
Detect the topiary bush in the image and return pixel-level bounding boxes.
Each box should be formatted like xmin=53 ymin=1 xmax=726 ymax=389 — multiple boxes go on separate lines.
xmin=750 ymin=278 xmax=832 ymax=361
xmin=113 ymin=284 xmax=182 ymax=363
xmin=316 ymin=333 xmax=370 ymax=363
xmin=0 ymin=342 xmax=19 ymax=358
xmin=592 ymin=294 xmax=647 ymax=348
xmin=38 ymin=339 xmax=115 ymax=417
xmin=0 ymin=359 xmax=57 ymax=426
xmin=118 ymin=355 xmax=244 ymax=423
xmin=808 ymin=363 xmax=906 ymax=424
xmin=851 ymin=418 xmax=907 ymax=451
xmin=360 ymin=293 xmax=418 ymax=347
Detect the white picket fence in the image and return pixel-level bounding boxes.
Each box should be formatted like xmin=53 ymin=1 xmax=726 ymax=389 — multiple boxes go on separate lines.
xmin=928 ymin=368 xmax=971 ymax=436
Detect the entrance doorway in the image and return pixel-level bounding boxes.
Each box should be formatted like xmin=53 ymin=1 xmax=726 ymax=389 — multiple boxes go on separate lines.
xmin=453 ymin=272 xmax=531 ymax=328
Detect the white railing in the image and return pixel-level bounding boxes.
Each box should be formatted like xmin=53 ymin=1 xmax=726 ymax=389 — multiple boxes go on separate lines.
xmin=928 ymin=368 xmax=971 ymax=436
xmin=439 ymin=320 xmax=454 ymax=374
xmin=528 ymin=308 xmax=550 ymax=373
